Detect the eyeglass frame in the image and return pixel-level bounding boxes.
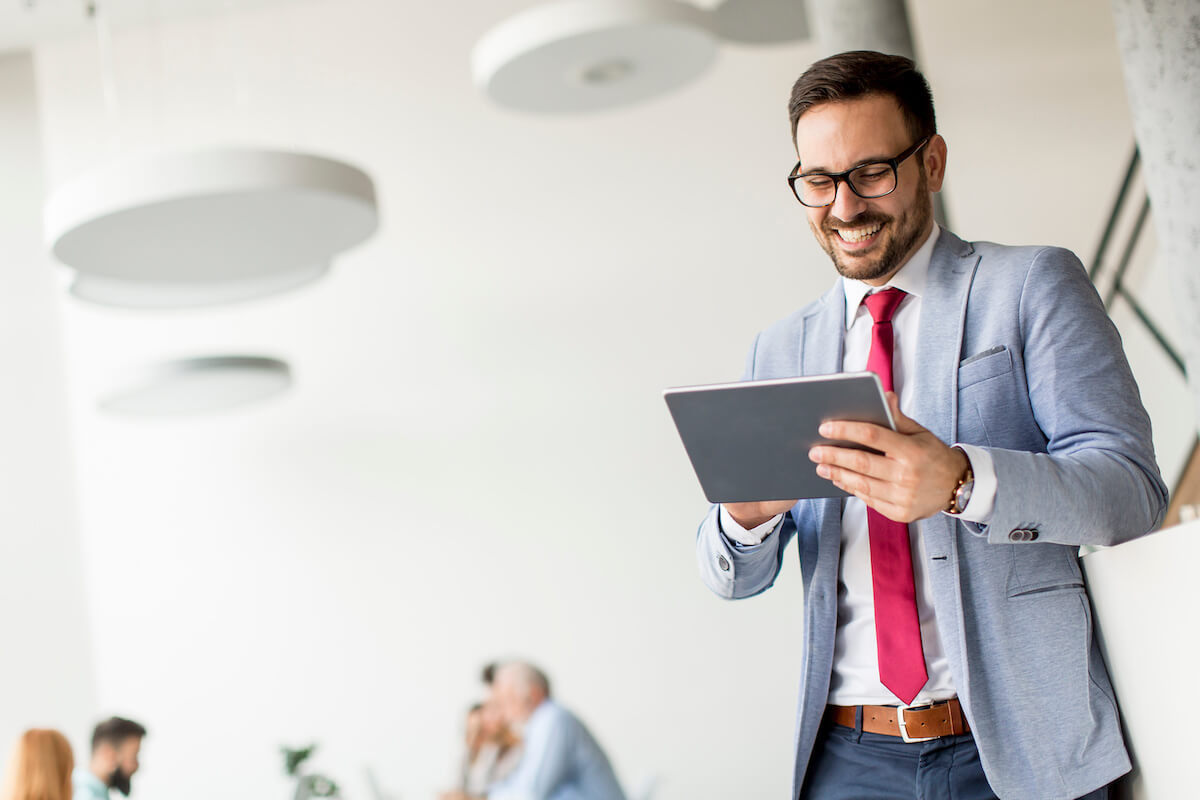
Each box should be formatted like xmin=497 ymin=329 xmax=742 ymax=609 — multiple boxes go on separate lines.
xmin=787 ymin=137 xmax=930 ymax=208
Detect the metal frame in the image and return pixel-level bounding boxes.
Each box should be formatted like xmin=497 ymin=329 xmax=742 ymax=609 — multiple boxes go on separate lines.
xmin=1090 ymin=144 xmax=1196 ymax=502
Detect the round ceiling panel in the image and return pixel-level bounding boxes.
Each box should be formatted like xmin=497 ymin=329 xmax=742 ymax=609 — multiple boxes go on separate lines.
xmin=45 ymin=148 xmax=377 ymax=300
xmin=472 ymin=0 xmax=718 ymax=113
xmin=98 ymin=355 xmax=293 ymax=416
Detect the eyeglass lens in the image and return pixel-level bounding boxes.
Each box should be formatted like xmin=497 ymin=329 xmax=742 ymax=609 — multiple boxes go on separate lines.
xmin=796 ymin=163 xmax=896 ymax=207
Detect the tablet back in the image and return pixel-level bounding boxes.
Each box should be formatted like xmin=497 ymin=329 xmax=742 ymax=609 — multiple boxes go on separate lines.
xmin=664 ymin=372 xmax=892 ymax=503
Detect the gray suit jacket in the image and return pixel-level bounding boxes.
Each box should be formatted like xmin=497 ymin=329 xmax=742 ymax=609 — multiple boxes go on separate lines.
xmin=696 ymin=228 xmax=1167 ymax=800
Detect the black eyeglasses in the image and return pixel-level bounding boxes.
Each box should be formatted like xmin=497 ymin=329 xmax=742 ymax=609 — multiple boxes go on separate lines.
xmin=787 ymin=137 xmax=929 ymax=208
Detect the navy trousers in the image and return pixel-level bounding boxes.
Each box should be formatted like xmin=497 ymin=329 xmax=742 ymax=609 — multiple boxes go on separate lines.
xmin=800 ymin=716 xmax=1111 ymax=800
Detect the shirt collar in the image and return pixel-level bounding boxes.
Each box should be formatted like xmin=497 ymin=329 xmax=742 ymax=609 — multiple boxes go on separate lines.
xmin=841 ymin=224 xmax=940 ymax=329
xmin=73 ymin=769 xmax=109 ymax=799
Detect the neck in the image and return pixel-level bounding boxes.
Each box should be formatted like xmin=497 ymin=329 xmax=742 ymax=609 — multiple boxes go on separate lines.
xmin=90 ymin=762 xmax=108 ymax=782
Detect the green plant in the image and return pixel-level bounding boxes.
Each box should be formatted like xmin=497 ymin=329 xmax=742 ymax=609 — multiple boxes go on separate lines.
xmin=281 ymin=744 xmax=341 ymax=800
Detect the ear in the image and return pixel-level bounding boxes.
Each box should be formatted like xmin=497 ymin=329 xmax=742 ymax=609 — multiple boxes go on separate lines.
xmin=923 ymin=134 xmax=948 ymax=192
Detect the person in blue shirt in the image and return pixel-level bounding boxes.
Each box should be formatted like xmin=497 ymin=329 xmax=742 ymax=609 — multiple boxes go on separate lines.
xmin=72 ymin=717 xmax=146 ymax=800
xmin=442 ymin=662 xmax=625 ymax=800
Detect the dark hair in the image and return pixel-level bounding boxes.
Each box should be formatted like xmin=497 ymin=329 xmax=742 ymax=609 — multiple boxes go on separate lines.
xmin=788 ymin=50 xmax=936 ymax=144
xmin=91 ymin=718 xmax=146 ymax=753
xmin=481 ymin=662 xmax=497 ymax=686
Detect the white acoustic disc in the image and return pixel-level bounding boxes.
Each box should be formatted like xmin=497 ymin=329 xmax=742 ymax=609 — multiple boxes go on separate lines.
xmin=44 ymin=148 xmax=377 ymax=304
xmin=99 ymin=355 xmax=292 ymax=416
xmin=472 ymin=0 xmax=718 ymax=113
xmin=70 ymin=264 xmax=330 ymax=309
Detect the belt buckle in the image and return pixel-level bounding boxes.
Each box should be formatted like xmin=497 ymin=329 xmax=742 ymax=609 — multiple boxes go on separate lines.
xmin=896 ymin=702 xmax=938 ymax=743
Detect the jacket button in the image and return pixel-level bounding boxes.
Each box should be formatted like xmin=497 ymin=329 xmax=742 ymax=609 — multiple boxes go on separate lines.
xmin=717 ymin=555 xmax=731 ymax=572
xmin=1027 ymin=529 xmax=1039 ymax=541
xmin=1009 ymin=529 xmax=1026 ymax=542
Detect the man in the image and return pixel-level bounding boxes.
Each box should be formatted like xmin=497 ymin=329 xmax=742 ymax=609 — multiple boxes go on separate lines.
xmin=442 ymin=662 xmax=626 ymax=800
xmin=695 ymin=51 xmax=1166 ymax=800
xmin=72 ymin=717 xmax=146 ymax=799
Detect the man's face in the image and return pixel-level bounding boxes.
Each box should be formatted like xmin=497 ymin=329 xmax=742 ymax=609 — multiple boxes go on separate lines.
xmin=793 ymin=94 xmax=945 ymax=286
xmin=101 ymin=737 xmax=141 ymax=796
xmin=490 ymin=678 xmax=523 ymax=726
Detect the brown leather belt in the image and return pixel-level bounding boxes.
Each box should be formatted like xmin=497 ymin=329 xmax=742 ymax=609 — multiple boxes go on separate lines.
xmin=828 ymin=698 xmax=970 ymax=742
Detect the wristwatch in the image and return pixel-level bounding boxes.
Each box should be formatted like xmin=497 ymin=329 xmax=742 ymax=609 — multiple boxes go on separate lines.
xmin=946 ymin=446 xmax=975 ymax=515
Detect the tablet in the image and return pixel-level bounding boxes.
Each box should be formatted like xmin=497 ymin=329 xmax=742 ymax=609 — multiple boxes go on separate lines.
xmin=664 ymin=372 xmax=894 ymax=503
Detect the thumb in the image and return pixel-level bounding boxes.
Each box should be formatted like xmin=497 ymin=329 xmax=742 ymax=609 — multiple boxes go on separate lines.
xmin=885 ymin=391 xmax=924 ymax=434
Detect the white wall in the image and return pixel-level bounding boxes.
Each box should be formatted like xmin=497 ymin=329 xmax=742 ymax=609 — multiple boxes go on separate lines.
xmin=15 ymin=1 xmax=1193 ymax=799
xmin=0 ymin=51 xmax=97 ymax=766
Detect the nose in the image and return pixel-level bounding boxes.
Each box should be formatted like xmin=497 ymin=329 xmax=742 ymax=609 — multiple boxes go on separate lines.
xmin=829 ymin=178 xmax=868 ymax=222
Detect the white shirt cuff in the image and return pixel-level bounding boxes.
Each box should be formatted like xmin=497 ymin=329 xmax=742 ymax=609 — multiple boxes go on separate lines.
xmin=719 ymin=506 xmax=783 ymax=546
xmin=946 ymin=443 xmax=996 ymax=523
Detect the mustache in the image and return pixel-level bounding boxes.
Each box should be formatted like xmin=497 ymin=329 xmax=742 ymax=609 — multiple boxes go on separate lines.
xmin=822 ymin=212 xmax=891 ymax=233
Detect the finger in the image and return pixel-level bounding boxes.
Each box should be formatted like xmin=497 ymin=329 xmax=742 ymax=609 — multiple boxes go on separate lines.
xmin=809 ymin=444 xmax=899 ymax=483
xmin=819 ymin=464 xmax=894 ymax=506
xmin=820 ymin=465 xmax=918 ymax=522
xmin=818 ymin=419 xmax=901 ymax=452
xmin=818 ymin=461 xmax=915 ymax=510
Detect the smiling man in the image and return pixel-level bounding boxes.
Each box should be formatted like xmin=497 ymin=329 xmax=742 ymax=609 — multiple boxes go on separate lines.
xmin=695 ymin=51 xmax=1166 ymax=800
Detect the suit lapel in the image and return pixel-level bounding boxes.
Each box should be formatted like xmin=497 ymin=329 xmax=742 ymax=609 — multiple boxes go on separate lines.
xmin=912 ymin=228 xmax=979 ymax=445
xmin=801 ymin=284 xmax=846 ymax=377
xmin=798 ymin=283 xmax=849 ymax=575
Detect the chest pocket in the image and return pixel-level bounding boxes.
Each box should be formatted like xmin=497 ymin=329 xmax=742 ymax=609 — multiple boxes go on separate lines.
xmin=956 ymin=345 xmax=1017 ymax=447
xmin=958 ymin=345 xmax=1013 ymax=389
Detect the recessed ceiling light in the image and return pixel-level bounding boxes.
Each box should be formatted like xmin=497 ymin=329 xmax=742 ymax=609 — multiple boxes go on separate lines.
xmin=98 ymin=355 xmax=292 ymax=416
xmin=472 ymin=0 xmax=718 ymax=113
xmin=44 ymin=148 xmax=377 ymax=307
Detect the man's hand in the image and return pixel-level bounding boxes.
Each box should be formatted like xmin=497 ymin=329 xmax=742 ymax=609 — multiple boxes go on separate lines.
xmin=722 ymin=499 xmax=798 ymax=531
xmin=807 ymin=392 xmax=968 ymax=523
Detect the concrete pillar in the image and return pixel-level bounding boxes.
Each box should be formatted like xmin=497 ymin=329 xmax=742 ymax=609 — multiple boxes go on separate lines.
xmin=1110 ymin=0 xmax=1200 ymax=433
xmin=804 ymin=0 xmax=947 ymax=225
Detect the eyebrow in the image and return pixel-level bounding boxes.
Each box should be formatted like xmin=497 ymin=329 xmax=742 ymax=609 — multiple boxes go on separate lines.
xmin=799 ymin=155 xmax=893 ymax=176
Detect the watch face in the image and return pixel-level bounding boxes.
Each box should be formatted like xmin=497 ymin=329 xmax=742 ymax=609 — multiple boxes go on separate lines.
xmin=957 ymin=481 xmax=974 ymax=511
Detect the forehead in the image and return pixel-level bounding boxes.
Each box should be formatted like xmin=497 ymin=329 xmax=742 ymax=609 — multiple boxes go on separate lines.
xmin=793 ymin=94 xmax=910 ymax=170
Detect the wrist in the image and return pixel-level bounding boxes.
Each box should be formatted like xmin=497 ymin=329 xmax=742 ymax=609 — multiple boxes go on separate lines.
xmin=725 ymin=506 xmax=775 ymax=530
xmin=945 ymin=446 xmax=974 ymax=515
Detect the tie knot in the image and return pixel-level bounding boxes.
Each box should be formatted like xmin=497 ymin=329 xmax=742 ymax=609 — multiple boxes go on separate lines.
xmin=863 ymin=287 xmax=907 ymax=324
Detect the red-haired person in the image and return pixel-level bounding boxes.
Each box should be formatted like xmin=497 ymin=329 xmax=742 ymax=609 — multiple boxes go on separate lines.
xmin=1 ymin=728 xmax=75 ymax=800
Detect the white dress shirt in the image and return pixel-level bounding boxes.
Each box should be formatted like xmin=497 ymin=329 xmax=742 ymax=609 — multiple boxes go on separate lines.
xmin=721 ymin=225 xmax=999 ymax=706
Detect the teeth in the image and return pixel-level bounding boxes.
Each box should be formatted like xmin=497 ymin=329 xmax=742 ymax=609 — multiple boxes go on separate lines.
xmin=836 ymin=223 xmax=882 ymax=243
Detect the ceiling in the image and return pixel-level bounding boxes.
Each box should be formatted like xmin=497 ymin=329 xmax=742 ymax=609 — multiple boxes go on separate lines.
xmin=0 ymin=0 xmax=308 ymax=53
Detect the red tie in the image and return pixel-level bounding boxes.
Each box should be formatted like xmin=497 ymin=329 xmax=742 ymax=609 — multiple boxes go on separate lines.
xmin=862 ymin=288 xmax=928 ymax=705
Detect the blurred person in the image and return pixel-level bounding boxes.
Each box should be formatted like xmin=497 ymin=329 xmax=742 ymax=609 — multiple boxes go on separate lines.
xmin=463 ymin=661 xmax=624 ymax=800
xmin=458 ymin=701 xmax=521 ymax=796
xmin=73 ymin=718 xmax=145 ymax=800
xmin=1 ymin=729 xmax=74 ymax=800
xmin=481 ymin=663 xmax=498 ymax=687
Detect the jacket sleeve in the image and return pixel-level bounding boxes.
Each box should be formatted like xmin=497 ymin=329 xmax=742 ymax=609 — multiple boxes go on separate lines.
xmin=696 ymin=504 xmax=798 ymax=599
xmin=694 ymin=331 xmax=803 ymax=598
xmin=976 ymin=246 xmax=1168 ymax=546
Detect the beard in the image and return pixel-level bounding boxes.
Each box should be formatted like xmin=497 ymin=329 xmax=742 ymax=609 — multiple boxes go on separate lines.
xmin=811 ymin=167 xmax=933 ymax=283
xmin=107 ymin=768 xmax=133 ymax=797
